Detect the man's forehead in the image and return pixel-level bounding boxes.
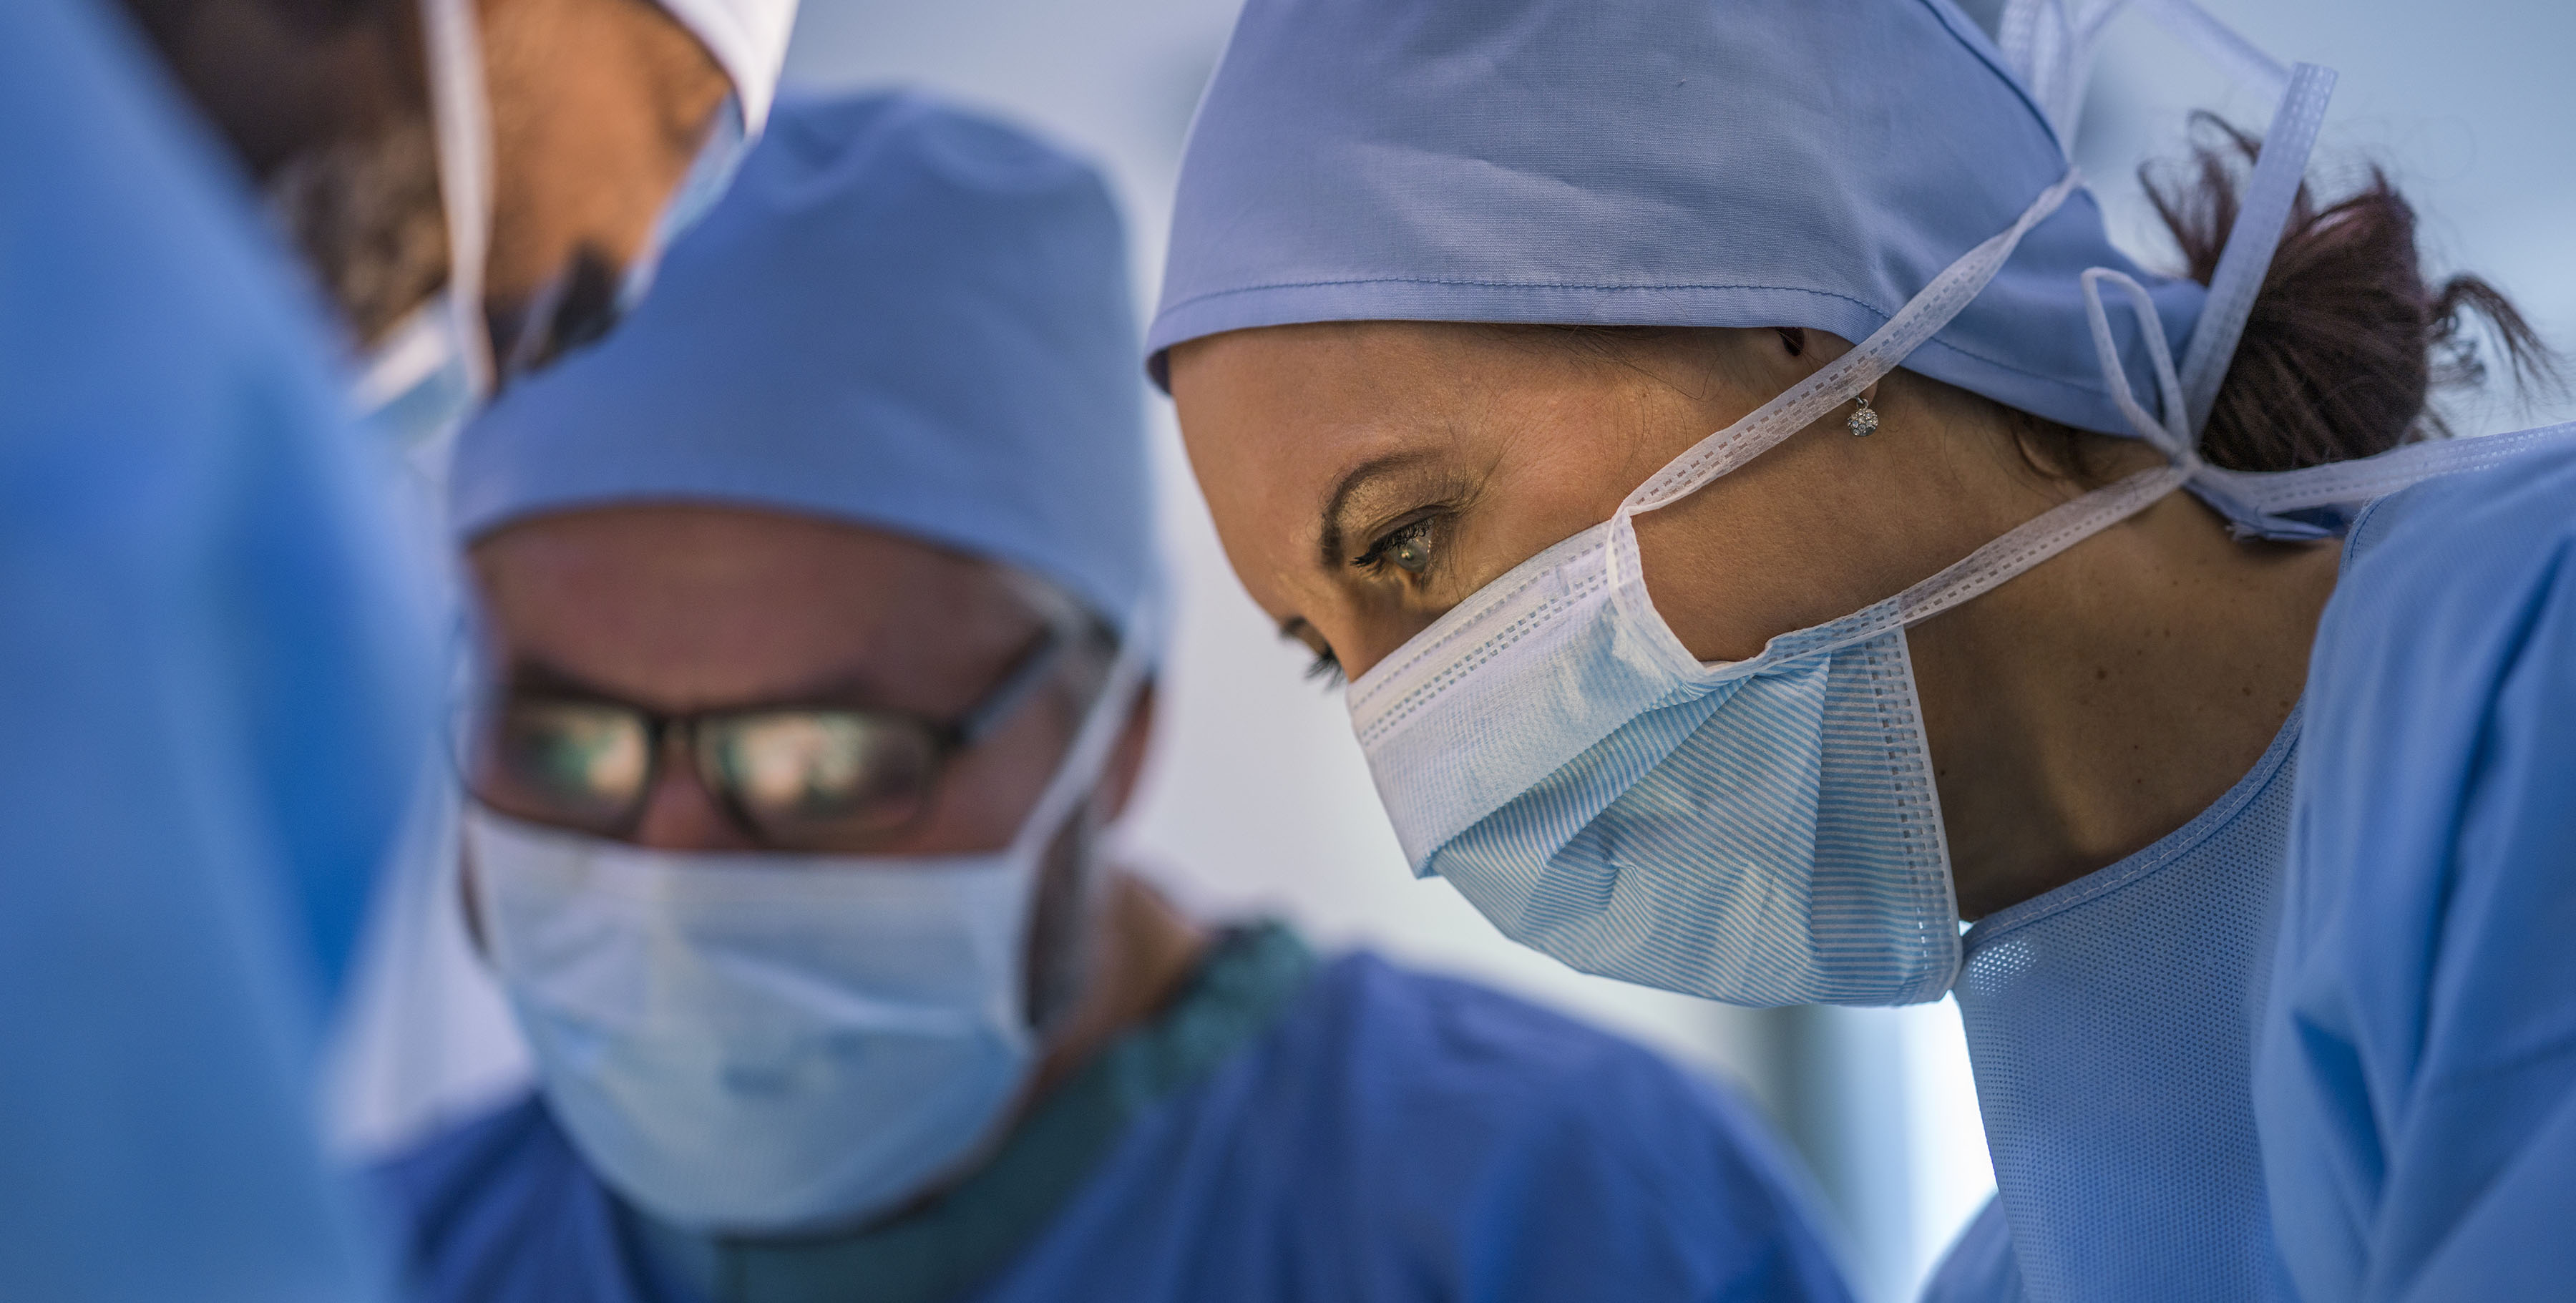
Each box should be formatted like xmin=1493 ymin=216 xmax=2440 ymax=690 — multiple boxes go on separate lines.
xmin=475 ymin=503 xmax=1000 ymax=585
xmin=468 ymin=502 xmax=1048 ymax=708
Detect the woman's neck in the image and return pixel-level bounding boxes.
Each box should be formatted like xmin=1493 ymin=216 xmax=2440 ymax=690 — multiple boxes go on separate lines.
xmin=1912 ymin=490 xmax=2343 ymax=919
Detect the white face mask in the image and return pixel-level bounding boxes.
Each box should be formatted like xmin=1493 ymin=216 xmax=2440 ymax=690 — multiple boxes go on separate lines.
xmin=467 ymin=640 xmax=1145 ymax=1234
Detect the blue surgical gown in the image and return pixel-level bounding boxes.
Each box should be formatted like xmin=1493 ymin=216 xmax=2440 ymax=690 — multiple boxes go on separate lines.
xmin=2258 ymin=439 xmax=2576 ymax=1301
xmin=0 ymin=1 xmax=439 ymax=1299
xmin=377 ymin=929 xmax=1854 ymax=1303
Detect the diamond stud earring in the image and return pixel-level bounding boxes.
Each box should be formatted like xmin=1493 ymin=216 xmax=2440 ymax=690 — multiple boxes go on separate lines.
xmin=1847 ymin=394 xmax=1880 ymax=437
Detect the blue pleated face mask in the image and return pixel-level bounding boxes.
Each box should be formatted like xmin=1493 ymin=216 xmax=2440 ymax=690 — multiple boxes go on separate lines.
xmin=1353 ymin=171 xmax=2206 ymax=1007
xmin=465 ymin=643 xmax=1145 ymax=1233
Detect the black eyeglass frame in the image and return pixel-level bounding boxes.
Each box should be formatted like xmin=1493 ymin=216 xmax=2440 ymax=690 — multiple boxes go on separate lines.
xmin=460 ymin=625 xmax=1075 ymax=847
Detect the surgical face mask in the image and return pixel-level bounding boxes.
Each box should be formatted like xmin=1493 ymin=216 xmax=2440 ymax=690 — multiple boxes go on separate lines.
xmin=467 ymin=640 xmax=1145 ymax=1233
xmin=1350 ymin=173 xmax=2102 ymax=1007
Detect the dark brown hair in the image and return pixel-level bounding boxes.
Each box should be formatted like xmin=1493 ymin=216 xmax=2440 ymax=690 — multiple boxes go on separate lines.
xmin=2140 ymin=114 xmax=2559 ymax=472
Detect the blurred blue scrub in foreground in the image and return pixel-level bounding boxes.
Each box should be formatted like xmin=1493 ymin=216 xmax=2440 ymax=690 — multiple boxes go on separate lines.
xmin=2258 ymin=441 xmax=2576 ymax=1301
xmin=0 ymin=1 xmax=441 ymax=1299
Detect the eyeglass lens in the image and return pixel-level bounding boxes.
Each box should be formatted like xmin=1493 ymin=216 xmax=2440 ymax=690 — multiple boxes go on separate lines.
xmin=471 ymin=696 xmax=947 ymax=845
xmin=697 ymin=712 xmax=942 ymax=844
xmin=473 ymin=698 xmax=655 ymax=834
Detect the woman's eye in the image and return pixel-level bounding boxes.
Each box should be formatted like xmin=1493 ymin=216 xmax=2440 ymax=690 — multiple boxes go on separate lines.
xmin=1357 ymin=517 xmax=1438 ymax=577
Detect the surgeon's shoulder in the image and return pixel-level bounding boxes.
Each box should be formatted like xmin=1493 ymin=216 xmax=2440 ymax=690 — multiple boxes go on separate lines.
xmin=2329 ymin=436 xmax=2576 ymax=651
xmin=1289 ymin=953 xmax=1855 ymax=1300
xmin=1292 ymin=952 xmax=1706 ymax=1104
xmin=370 ymin=1091 xmax=629 ymax=1303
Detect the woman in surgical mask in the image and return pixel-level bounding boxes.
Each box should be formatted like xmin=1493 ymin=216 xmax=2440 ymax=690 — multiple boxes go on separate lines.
xmin=1151 ymin=0 xmax=2576 ymax=1299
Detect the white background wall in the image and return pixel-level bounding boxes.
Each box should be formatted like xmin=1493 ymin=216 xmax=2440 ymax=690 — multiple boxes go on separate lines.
xmin=336 ymin=5 xmax=2576 ymax=1302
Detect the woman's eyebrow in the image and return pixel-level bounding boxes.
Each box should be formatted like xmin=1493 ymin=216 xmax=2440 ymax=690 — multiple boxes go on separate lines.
xmin=1318 ymin=449 xmax=1441 ymax=569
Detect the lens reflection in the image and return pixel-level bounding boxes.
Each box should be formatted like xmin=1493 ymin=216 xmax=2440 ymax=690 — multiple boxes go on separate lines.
xmin=485 ymin=700 xmax=653 ymax=829
xmin=706 ymin=713 xmax=935 ymax=839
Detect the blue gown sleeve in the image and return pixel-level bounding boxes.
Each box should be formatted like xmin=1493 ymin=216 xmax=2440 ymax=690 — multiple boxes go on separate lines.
xmin=0 ymin=1 xmax=441 ymax=1299
xmin=2258 ymin=446 xmax=2576 ymax=1302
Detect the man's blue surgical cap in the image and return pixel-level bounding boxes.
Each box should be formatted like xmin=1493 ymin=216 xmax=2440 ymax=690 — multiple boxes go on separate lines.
xmin=454 ymin=90 xmax=1153 ymax=635
xmin=1148 ymin=0 xmax=2203 ymax=439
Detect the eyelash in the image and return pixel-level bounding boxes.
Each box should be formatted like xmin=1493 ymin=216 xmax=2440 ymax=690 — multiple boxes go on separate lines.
xmin=1302 ymin=508 xmax=1453 ymax=689
xmin=1352 ymin=514 xmax=1439 ymax=578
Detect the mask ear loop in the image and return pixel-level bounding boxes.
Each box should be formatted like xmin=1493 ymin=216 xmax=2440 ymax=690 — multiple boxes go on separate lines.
xmin=1002 ymin=613 xmax=1156 ymax=864
xmin=1598 ymin=169 xmax=2082 ymax=618
xmin=1000 ymin=611 xmax=1153 ymax=1037
xmin=420 ymin=0 xmax=497 ymax=401
xmin=2080 ymin=267 xmax=2196 ymax=469
xmin=1618 ymin=170 xmax=2087 ymax=524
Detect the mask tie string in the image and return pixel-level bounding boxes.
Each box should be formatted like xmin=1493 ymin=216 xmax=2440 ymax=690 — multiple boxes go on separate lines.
xmin=2081 ymin=268 xmax=2195 ymax=469
xmin=420 ymin=0 xmax=497 ymax=401
xmin=1619 ymin=168 xmax=2084 ymax=522
xmin=2177 ymin=62 xmax=2338 ymax=434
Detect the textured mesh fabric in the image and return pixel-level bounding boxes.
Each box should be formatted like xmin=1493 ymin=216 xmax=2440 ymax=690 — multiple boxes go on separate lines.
xmin=1947 ymin=711 xmax=2303 ymax=1302
xmin=1428 ymin=630 xmax=1956 ymax=1007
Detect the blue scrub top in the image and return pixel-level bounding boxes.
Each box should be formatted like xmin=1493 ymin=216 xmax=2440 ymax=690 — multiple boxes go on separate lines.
xmin=0 ymin=1 xmax=439 ymax=1298
xmin=378 ymin=930 xmax=1854 ymax=1303
xmin=2258 ymin=439 xmax=2576 ymax=1301
xmin=1923 ymin=696 xmax=2308 ymax=1302
xmin=1916 ymin=435 xmax=2576 ymax=1302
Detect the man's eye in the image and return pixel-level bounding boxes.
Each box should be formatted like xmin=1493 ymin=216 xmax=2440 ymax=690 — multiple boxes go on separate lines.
xmin=1355 ymin=517 xmax=1437 ymax=576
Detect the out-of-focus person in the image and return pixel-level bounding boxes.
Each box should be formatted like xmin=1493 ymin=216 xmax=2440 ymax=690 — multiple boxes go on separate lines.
xmin=382 ymin=90 xmax=1858 ymax=1303
xmin=0 ymin=0 xmax=788 ymax=1298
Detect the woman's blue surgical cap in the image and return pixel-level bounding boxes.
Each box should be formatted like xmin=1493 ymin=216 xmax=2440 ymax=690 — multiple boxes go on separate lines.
xmin=453 ymin=90 xmax=1153 ymax=636
xmin=1148 ymin=0 xmax=2203 ymax=439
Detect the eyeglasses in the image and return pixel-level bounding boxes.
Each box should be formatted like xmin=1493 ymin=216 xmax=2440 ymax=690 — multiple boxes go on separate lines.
xmin=462 ymin=630 xmax=1070 ymax=849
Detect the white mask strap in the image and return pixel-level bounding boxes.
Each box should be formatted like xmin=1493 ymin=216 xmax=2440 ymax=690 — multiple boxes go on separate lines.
xmin=2081 ymin=267 xmax=2195 ymax=464
xmin=1998 ymin=0 xmax=2335 ymax=443
xmin=1621 ymin=168 xmax=2083 ymax=517
xmin=421 ymin=0 xmax=496 ymax=400
xmin=2175 ymin=62 xmax=2336 ymax=434
xmin=1004 ymin=614 xmax=1153 ymax=862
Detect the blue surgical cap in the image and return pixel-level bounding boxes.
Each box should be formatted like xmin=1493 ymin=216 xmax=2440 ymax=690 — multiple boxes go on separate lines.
xmin=453 ymin=91 xmax=1153 ymax=637
xmin=1148 ymin=0 xmax=2202 ymax=439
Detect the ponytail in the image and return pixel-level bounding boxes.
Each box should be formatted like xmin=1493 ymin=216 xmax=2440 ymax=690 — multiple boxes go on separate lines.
xmin=2150 ymin=114 xmax=2560 ymax=472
